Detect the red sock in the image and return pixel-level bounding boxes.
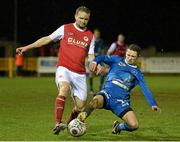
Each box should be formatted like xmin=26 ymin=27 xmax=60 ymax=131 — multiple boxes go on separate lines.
xmin=55 ymin=96 xmax=66 ymax=124
xmin=67 ymin=110 xmax=79 ymax=124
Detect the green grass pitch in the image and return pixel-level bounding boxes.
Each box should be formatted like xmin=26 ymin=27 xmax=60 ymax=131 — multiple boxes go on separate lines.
xmin=0 ymin=75 xmax=180 ymax=141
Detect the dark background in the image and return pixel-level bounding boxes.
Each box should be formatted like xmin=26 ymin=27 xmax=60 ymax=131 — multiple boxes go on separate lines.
xmin=1 ymin=0 xmax=180 ymax=52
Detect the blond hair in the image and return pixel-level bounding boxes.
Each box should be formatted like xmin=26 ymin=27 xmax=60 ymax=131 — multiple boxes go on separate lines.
xmin=75 ymin=6 xmax=91 ymax=15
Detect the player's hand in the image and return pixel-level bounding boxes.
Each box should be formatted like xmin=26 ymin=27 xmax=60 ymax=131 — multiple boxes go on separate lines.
xmin=16 ymin=47 xmax=28 ymax=55
xmin=89 ymin=62 xmax=97 ymax=72
xmin=96 ymin=64 xmax=104 ymax=75
xmin=152 ymin=106 xmax=161 ymax=112
xmin=89 ymin=62 xmax=104 ymax=75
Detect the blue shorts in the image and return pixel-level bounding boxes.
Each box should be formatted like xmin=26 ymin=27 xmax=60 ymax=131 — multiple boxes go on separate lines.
xmin=99 ymin=91 xmax=132 ymax=118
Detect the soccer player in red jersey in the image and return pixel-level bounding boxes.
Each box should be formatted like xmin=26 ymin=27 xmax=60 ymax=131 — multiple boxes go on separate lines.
xmin=16 ymin=6 xmax=99 ymax=135
xmin=107 ymin=33 xmax=127 ymax=57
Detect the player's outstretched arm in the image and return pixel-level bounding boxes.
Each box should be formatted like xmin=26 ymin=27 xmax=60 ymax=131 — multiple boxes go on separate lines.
xmin=16 ymin=36 xmax=53 ymax=55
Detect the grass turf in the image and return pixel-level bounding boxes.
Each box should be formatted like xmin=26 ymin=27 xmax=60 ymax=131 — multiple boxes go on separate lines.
xmin=0 ymin=75 xmax=180 ymax=141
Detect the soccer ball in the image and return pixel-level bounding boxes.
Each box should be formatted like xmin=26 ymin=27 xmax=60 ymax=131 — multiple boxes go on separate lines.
xmin=67 ymin=118 xmax=86 ymax=137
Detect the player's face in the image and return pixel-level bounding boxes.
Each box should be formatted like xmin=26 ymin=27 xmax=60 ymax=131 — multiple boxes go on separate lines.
xmin=118 ymin=35 xmax=125 ymax=42
xmin=75 ymin=11 xmax=90 ymax=29
xmin=94 ymin=31 xmax=101 ymax=39
xmin=125 ymin=49 xmax=138 ymax=65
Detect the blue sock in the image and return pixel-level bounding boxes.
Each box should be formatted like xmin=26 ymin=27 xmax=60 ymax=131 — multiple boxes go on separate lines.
xmin=118 ymin=122 xmax=135 ymax=132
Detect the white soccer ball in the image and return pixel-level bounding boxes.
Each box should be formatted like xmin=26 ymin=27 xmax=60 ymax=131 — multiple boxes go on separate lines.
xmin=68 ymin=118 xmax=86 ymax=137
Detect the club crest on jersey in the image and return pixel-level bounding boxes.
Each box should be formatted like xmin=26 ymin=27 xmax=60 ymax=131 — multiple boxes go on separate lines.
xmin=131 ymin=69 xmax=138 ymax=75
xmin=67 ymin=37 xmax=88 ymax=48
xmin=84 ymin=36 xmax=89 ymax=42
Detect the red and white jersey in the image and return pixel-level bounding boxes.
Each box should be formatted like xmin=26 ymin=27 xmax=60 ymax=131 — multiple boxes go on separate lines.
xmin=108 ymin=41 xmax=127 ymax=57
xmin=49 ymin=23 xmax=95 ymax=74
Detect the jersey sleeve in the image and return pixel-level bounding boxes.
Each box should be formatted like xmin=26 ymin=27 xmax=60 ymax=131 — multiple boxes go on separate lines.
xmin=49 ymin=25 xmax=64 ymax=42
xmin=137 ymin=73 xmax=157 ymax=106
xmin=93 ymin=55 xmax=119 ymax=66
xmin=88 ymin=35 xmax=95 ymax=54
xmin=107 ymin=42 xmax=116 ymax=54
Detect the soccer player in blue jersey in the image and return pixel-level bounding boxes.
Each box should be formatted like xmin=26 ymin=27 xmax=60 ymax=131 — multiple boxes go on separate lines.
xmin=78 ymin=44 xmax=161 ymax=134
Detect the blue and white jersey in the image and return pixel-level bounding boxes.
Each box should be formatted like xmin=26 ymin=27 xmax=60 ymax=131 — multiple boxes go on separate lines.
xmin=93 ymin=55 xmax=157 ymax=106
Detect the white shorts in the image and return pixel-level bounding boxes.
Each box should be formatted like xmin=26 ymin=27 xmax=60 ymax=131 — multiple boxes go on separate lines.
xmin=55 ymin=66 xmax=87 ymax=101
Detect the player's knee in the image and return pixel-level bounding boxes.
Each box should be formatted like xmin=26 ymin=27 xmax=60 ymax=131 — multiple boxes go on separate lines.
xmin=62 ymin=85 xmax=70 ymax=92
xmin=58 ymin=85 xmax=70 ymax=97
xmin=129 ymin=122 xmax=139 ymax=130
xmin=91 ymin=98 xmax=99 ymax=108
